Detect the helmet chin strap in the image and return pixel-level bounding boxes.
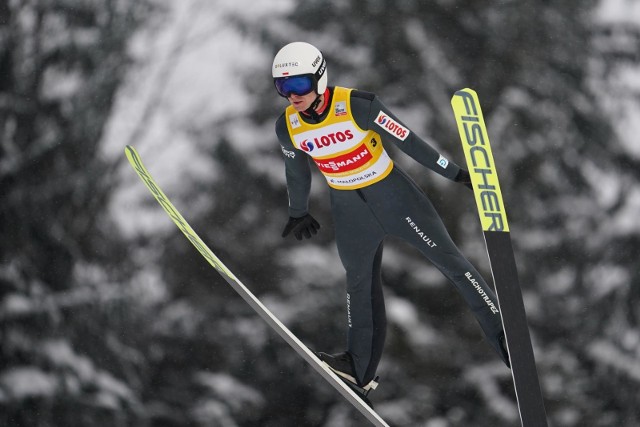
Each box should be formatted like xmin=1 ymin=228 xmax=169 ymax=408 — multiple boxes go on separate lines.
xmin=304 ymin=92 xmax=323 ymax=121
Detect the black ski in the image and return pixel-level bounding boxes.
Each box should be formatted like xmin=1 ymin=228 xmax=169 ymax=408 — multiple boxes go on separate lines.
xmin=451 ymin=89 xmax=548 ymax=427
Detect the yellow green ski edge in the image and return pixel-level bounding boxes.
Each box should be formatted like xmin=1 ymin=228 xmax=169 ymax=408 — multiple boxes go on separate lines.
xmin=124 ymin=145 xmax=239 ymax=281
xmin=451 ymin=88 xmax=509 ymax=233
xmin=123 ymin=145 xmax=390 ymax=427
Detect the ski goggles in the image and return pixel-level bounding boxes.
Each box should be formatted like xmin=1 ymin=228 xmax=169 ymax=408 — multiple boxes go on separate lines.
xmin=274 ymin=75 xmax=315 ymax=98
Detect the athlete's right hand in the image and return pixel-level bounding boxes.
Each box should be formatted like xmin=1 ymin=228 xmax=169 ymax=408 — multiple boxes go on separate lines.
xmin=281 ymin=214 xmax=320 ymax=240
xmin=454 ymin=168 xmax=474 ymax=191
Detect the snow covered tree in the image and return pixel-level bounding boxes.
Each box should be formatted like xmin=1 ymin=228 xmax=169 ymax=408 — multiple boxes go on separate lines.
xmin=0 ymin=1 xmax=153 ymax=425
xmin=4 ymin=0 xmax=637 ymax=426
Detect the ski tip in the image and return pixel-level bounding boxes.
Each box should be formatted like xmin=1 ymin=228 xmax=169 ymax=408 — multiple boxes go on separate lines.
xmin=453 ymin=87 xmax=477 ymax=97
xmin=124 ymin=145 xmax=139 ymax=161
xmin=124 ymin=146 xmax=143 ymax=169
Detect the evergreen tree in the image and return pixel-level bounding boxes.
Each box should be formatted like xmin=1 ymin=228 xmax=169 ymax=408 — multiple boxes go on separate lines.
xmin=0 ymin=2 xmax=153 ymax=425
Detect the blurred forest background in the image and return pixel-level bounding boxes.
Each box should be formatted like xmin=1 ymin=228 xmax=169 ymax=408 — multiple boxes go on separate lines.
xmin=1 ymin=0 xmax=639 ymax=426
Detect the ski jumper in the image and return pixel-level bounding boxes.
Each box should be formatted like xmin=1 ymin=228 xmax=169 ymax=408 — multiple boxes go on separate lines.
xmin=275 ymin=86 xmax=504 ymax=386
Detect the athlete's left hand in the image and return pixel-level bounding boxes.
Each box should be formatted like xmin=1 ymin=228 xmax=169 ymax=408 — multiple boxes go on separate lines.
xmin=454 ymin=168 xmax=473 ymax=191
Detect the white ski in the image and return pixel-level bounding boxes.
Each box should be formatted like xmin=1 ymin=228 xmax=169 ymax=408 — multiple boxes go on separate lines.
xmin=125 ymin=145 xmax=390 ymax=427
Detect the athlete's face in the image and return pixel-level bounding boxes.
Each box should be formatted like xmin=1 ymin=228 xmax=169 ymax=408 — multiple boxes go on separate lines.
xmin=288 ymin=91 xmax=318 ymax=112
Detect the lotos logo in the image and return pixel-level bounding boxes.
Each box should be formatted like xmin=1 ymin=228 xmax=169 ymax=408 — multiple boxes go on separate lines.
xmin=300 ymin=139 xmax=315 ymax=152
xmin=299 ymin=130 xmax=354 ymax=152
xmin=375 ymin=111 xmax=410 ymax=141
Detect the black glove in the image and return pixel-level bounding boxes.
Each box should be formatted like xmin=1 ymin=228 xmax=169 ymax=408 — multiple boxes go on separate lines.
xmin=281 ymin=214 xmax=320 ymax=240
xmin=454 ymin=168 xmax=473 ymax=191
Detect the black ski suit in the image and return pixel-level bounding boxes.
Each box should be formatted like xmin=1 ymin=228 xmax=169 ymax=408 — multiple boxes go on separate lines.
xmin=275 ymin=86 xmax=505 ymax=386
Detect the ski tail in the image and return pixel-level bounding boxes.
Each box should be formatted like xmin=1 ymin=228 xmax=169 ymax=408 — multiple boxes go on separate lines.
xmin=124 ymin=145 xmax=390 ymax=427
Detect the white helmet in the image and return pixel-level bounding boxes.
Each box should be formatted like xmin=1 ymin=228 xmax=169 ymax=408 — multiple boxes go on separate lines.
xmin=272 ymin=42 xmax=327 ymax=96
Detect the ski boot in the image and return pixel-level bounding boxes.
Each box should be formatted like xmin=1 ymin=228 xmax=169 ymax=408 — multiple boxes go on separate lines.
xmin=316 ymin=351 xmax=379 ymax=407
